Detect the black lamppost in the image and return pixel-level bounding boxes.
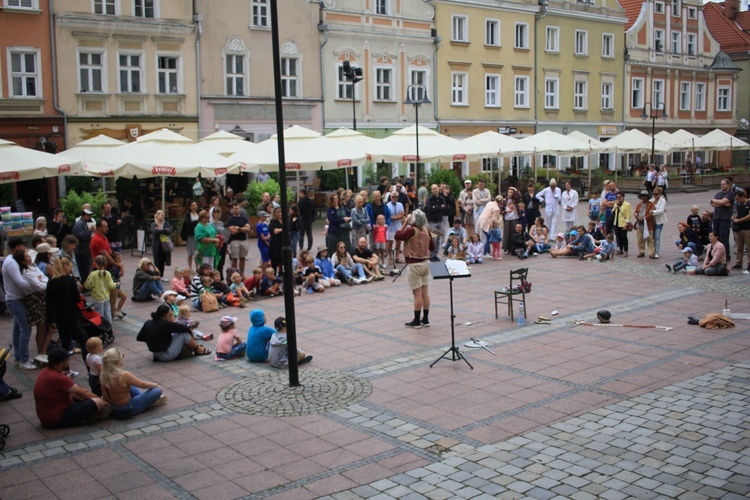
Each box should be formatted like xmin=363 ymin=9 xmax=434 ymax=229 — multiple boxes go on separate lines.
xmin=640 ymin=101 xmax=668 ymax=163
xmin=341 ymin=61 xmax=362 ymax=188
xmin=404 ymin=84 xmax=430 ymax=184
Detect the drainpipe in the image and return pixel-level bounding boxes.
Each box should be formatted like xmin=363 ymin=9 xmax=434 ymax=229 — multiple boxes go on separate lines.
xmin=193 ymin=1 xmax=203 ymax=138
xmin=49 ymin=0 xmax=68 ymax=197
xmin=318 ymin=1 xmax=328 ymax=132
xmin=432 ymin=33 xmax=440 ymax=125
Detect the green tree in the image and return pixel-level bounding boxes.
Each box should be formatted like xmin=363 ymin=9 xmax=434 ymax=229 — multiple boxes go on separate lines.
xmin=426 ymin=169 xmax=462 ymax=198
xmin=59 ymin=189 xmax=109 ymax=221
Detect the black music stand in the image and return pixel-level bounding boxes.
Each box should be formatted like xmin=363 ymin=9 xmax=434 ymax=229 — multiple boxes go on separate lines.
xmin=429 ymin=260 xmax=473 ymax=369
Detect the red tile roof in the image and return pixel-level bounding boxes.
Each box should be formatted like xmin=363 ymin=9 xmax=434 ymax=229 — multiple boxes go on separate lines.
xmin=704 ymin=1 xmax=750 ymax=53
xmin=619 ymin=0 xmax=647 ymax=31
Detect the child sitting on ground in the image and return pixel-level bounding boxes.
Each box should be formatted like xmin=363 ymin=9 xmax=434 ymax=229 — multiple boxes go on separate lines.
xmin=666 ymin=247 xmax=699 ymax=274
xmin=260 ymin=268 xmax=282 ymax=296
xmin=372 ymin=214 xmax=388 ymax=267
xmin=84 ymin=255 xmax=116 ymax=326
xmin=177 ymin=304 xmax=210 ymax=340
xmin=85 ymin=336 xmax=104 ymax=396
xmin=171 ymin=267 xmax=189 ymax=295
xmin=314 ymin=246 xmax=341 ymax=288
xmin=585 ymin=233 xmax=616 ymax=261
xmin=446 ymin=236 xmax=465 ymax=260
xmin=268 ymin=316 xmax=313 ymax=368
xmin=466 ymin=233 xmax=483 ymax=264
xmin=215 ymin=316 xmax=246 ymax=360
xmin=488 ymin=220 xmax=503 ymax=260
xmin=162 ymin=290 xmax=186 ymax=318
xmin=109 ymin=252 xmax=128 ymax=320
xmin=200 ymin=275 xmax=226 ymax=309
xmin=301 ymin=256 xmax=325 ymax=294
xmin=243 ymin=267 xmax=263 ymax=297
xmin=212 ymin=270 xmax=241 ymax=307
xmin=230 ymin=272 xmax=253 ymax=301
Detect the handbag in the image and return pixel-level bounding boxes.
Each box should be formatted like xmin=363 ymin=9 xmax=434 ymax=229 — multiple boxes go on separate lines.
xmin=159 ymin=234 xmax=174 ymax=253
xmin=201 ymin=291 xmax=219 ymax=312
xmin=340 ymin=221 xmax=353 ymax=230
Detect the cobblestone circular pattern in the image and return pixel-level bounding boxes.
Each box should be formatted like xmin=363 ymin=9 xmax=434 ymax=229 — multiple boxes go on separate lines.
xmin=216 ymin=368 xmax=372 ymax=416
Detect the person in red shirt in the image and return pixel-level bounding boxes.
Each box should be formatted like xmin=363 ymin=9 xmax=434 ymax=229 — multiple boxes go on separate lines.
xmin=34 ymin=348 xmax=110 ymax=428
xmin=90 ymin=220 xmax=118 ymax=269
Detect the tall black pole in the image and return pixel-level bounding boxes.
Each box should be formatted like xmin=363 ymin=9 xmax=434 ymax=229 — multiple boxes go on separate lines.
xmin=270 ymin=0 xmax=299 ymax=387
xmin=651 ymin=114 xmax=656 ymax=163
xmin=415 ymin=103 xmax=420 ymax=184
xmin=351 ymin=86 xmax=357 ymax=131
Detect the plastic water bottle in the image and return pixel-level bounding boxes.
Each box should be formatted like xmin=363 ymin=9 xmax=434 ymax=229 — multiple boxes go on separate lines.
xmin=517 ymin=303 xmax=524 ymax=326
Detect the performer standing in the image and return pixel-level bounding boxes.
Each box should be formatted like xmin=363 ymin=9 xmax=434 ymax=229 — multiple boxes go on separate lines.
xmin=395 ymin=209 xmax=435 ymax=329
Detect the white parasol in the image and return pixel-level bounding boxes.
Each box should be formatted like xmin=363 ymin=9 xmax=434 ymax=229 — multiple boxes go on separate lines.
xmin=0 ymin=138 xmax=83 ymax=184
xmin=371 ymin=125 xmax=479 ymax=164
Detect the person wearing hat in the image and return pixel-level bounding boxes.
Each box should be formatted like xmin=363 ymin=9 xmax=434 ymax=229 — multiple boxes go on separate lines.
xmin=33 ymin=242 xmax=59 ymax=278
xmin=256 ymin=210 xmax=271 ymax=270
xmin=215 ymin=316 xmax=246 ymax=360
xmin=667 ymin=246 xmax=699 ymax=274
xmin=268 ymin=316 xmax=312 ymax=368
xmin=72 ymin=208 xmax=94 ymax=278
xmin=634 ymin=189 xmax=656 ymax=258
xmin=314 ymin=245 xmax=341 ymax=287
xmin=162 ymin=290 xmax=186 ymax=318
xmin=33 ymin=348 xmax=110 ymax=428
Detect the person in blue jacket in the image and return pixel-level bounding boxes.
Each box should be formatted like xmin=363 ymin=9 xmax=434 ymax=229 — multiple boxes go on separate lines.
xmin=246 ymin=309 xmax=275 ymax=362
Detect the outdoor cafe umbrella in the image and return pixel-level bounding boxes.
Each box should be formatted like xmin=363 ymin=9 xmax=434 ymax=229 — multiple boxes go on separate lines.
xmin=84 ymin=128 xmax=237 ymax=208
xmin=62 ymin=134 xmax=126 ymax=161
xmin=325 ymin=128 xmax=380 ymax=190
xmin=461 ymin=131 xmax=532 ymax=192
xmin=371 ymin=125 xmax=479 ymax=165
xmin=197 ymin=130 xmax=253 ymax=157
xmin=517 ymin=130 xmax=592 ymax=180
xmin=693 ymin=129 xmax=750 ymax=152
xmin=566 ymin=131 xmax=607 ymax=196
xmin=0 ymin=138 xmax=83 ymax=184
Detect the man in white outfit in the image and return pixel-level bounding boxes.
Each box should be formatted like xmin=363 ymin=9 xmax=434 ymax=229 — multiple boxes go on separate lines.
xmin=561 ymin=181 xmax=579 ymax=232
xmin=536 ymin=179 xmax=562 ymax=233
xmin=472 ymin=180 xmax=491 ymax=244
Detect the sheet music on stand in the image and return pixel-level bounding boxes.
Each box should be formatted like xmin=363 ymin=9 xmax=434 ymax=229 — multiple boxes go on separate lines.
xmin=428 ymin=259 xmax=474 ymax=369
xmin=445 ymin=259 xmax=471 ymax=277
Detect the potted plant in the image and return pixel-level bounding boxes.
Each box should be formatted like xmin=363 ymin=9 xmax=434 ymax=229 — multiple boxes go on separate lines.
xmin=244 ymin=178 xmax=293 ymax=238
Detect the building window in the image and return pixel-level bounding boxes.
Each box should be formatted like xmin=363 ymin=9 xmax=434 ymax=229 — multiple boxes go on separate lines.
xmin=671 ymin=0 xmax=680 ymax=17
xmin=9 ymin=50 xmax=38 ymax=97
xmin=4 ymin=0 xmax=36 ymax=9
xmin=79 ymin=51 xmax=103 ymax=92
xmin=602 ymin=34 xmax=614 ymax=58
xmin=375 ymin=68 xmax=392 ymax=101
xmin=375 ymin=0 xmax=388 ymax=15
xmin=546 ymin=27 xmax=559 ymax=52
xmin=574 ymin=80 xmax=587 ymax=110
xmin=654 ymin=2 xmax=665 ymax=14
xmin=118 ymin=53 xmax=142 ymax=93
xmin=631 ymin=77 xmax=644 ymax=108
xmin=544 ymin=78 xmax=558 ymax=109
xmin=575 ymin=30 xmax=588 ymax=55
xmin=687 ymin=33 xmax=696 ymax=55
xmin=679 ymin=82 xmax=691 ymax=110
xmin=485 ymin=19 xmax=500 ymax=47
xmin=655 ymin=29 xmax=665 ymax=52
xmin=133 ymin=0 xmax=155 ymax=18
xmin=515 ymin=23 xmax=529 ymax=49
xmin=485 ymin=74 xmax=500 ymax=107
xmin=452 ymin=15 xmax=468 ymax=42
xmin=601 ymin=82 xmax=613 ymax=110
xmin=157 ymin=55 xmax=178 ymax=94
xmin=93 ymin=0 xmax=116 ymax=15
xmin=717 ymin=86 xmax=731 ymax=111
xmin=652 ymin=80 xmax=664 ymax=106
xmin=695 ymin=82 xmax=706 ymax=111
xmin=226 ymin=54 xmax=245 ymax=96
xmin=482 ymin=158 xmax=498 ymax=173
xmin=671 ymin=32 xmax=681 ymax=54
xmin=337 ymin=65 xmax=353 ymax=99
xmin=451 ymin=72 xmax=467 ymax=105
xmin=281 ymin=57 xmax=298 ymax=98
xmin=252 ymin=0 xmax=268 ymax=27
xmin=409 ymin=69 xmax=427 ymax=101
xmin=514 ymin=76 xmax=529 ymax=107
xmin=687 ymin=6 xmax=697 ymax=19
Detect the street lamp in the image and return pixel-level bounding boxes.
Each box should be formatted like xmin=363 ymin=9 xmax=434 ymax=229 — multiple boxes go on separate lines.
xmin=404 ymin=84 xmax=431 ymax=185
xmin=640 ymin=101 xmax=668 ymax=163
xmin=341 ymin=60 xmax=362 ymax=188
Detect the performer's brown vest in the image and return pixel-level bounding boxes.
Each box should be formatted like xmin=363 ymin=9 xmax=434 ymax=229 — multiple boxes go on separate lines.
xmin=404 ymin=227 xmax=430 ymax=261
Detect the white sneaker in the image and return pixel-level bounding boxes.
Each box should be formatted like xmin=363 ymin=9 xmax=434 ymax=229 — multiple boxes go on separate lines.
xmin=19 ymin=361 xmax=37 ymax=370
xmin=33 ymin=354 xmax=48 ymax=364
xmin=353 ymin=277 xmax=364 ymax=285
xmin=67 ymin=370 xmax=79 ymax=379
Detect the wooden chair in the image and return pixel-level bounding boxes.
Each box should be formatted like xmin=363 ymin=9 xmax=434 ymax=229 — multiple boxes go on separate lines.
xmin=494 ymin=268 xmax=529 ymax=321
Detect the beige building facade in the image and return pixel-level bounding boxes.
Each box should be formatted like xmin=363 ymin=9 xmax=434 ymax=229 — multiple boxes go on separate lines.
xmin=53 ymin=0 xmax=199 ymax=146
xmin=197 ymin=0 xmax=323 ymax=144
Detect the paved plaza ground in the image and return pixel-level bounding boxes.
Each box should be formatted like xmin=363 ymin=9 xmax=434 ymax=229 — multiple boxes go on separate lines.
xmin=1 ymin=190 xmax=749 ymax=499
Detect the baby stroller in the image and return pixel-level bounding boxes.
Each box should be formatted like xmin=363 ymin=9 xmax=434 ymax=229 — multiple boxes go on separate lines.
xmin=78 ymin=297 xmax=115 ymax=347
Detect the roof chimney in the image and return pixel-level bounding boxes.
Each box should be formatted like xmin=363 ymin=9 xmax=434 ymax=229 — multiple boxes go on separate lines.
xmin=725 ymin=0 xmax=740 ymax=20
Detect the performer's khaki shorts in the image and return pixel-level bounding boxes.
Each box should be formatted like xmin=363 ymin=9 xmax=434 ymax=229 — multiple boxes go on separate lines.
xmin=407 ymin=262 xmax=431 ymax=290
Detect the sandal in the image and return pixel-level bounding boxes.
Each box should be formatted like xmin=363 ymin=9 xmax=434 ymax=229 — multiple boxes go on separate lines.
xmin=194 ymin=345 xmax=212 ymax=356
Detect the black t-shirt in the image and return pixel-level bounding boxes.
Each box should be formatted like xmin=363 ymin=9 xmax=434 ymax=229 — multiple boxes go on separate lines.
xmin=713 ymin=189 xmax=735 ymax=220
xmin=226 ymin=215 xmax=249 ymax=242
xmin=736 ymin=201 xmax=750 ymax=231
xmin=355 ymin=247 xmax=374 ymax=260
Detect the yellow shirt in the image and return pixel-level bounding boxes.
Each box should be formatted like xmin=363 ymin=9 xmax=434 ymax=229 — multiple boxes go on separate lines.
xmin=84 ymin=270 xmax=115 ymax=302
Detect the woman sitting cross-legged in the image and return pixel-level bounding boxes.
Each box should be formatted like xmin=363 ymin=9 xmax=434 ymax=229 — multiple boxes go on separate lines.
xmin=136 ymin=305 xmax=212 ymax=361
xmin=132 ymin=258 xmax=165 ymax=302
xmin=331 ymin=241 xmax=368 ymax=285
xmin=100 ymin=347 xmax=167 ymax=419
